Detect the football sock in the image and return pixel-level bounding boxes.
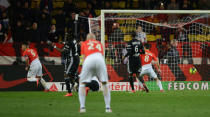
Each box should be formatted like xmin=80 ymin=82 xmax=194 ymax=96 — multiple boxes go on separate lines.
xmin=128 ymin=76 xmax=134 ymax=90
xmin=143 ymin=83 xmax=149 ymax=92
xmin=157 ymin=79 xmax=163 ymax=90
xmin=102 ymin=83 xmax=111 ymax=109
xmin=79 ymin=84 xmax=86 ymax=108
xmin=138 ymin=81 xmax=144 ymax=89
xmin=138 ymin=76 xmax=144 ymax=89
xmin=64 ymin=77 xmax=71 ymax=93
xmin=40 ymin=78 xmax=48 ymax=90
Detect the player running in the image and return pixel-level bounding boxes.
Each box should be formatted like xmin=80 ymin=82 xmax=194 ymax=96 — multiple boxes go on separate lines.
xmin=53 ymin=35 xmax=80 ymax=97
xmin=123 ymin=31 xmax=147 ymax=93
xmin=138 ymin=43 xmax=164 ymax=92
xmin=79 ymin=33 xmax=111 ymax=113
xmin=22 ymin=42 xmax=49 ymax=91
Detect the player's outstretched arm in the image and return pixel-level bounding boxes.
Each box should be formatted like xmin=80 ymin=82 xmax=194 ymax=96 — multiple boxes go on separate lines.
xmin=52 ymin=43 xmax=64 ymax=53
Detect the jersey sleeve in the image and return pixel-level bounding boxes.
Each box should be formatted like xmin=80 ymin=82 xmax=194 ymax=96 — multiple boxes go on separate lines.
xmin=23 ymin=51 xmax=26 ymax=57
xmin=23 ymin=50 xmax=28 ymax=57
xmin=23 ymin=50 xmax=29 ymax=61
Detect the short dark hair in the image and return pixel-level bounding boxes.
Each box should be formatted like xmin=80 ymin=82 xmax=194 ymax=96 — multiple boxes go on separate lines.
xmin=144 ymin=43 xmax=151 ymax=49
xmin=22 ymin=42 xmax=29 ymax=46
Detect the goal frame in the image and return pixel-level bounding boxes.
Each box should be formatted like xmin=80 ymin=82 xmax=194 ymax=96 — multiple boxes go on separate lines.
xmin=100 ymin=10 xmax=210 ymax=54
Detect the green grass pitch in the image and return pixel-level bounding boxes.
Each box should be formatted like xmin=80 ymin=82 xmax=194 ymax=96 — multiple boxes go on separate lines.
xmin=0 ymin=91 xmax=210 ymax=117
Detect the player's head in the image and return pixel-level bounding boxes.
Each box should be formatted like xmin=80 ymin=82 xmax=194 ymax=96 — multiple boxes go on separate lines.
xmin=170 ymin=39 xmax=177 ymax=47
xmin=86 ymin=33 xmax=96 ymax=40
xmin=144 ymin=43 xmax=151 ymax=50
xmin=137 ymin=26 xmax=142 ymax=32
xmin=66 ymin=33 xmax=73 ymax=41
xmin=22 ymin=42 xmax=29 ymax=51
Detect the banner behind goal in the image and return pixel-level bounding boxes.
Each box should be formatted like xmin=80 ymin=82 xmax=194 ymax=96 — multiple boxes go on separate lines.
xmin=89 ymin=10 xmax=210 ymax=91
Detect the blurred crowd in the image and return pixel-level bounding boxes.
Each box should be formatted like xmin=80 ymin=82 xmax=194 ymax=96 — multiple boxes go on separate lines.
xmin=0 ymin=0 xmax=209 ymax=64
xmin=0 ymin=0 xmax=209 ymax=43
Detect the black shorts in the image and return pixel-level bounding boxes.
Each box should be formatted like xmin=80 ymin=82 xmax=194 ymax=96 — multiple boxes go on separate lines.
xmin=127 ymin=56 xmax=141 ymax=74
xmin=65 ymin=56 xmax=80 ymax=77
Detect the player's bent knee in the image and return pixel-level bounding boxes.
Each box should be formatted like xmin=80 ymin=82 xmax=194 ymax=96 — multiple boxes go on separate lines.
xmin=101 ymin=82 xmax=108 ymax=85
xmin=79 ymin=82 xmax=86 ymax=87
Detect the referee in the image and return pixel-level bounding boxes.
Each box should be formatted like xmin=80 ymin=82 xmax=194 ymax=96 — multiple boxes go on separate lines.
xmin=53 ymin=35 xmax=80 ymax=96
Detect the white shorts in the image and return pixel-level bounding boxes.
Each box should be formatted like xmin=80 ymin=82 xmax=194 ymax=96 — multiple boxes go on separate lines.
xmin=140 ymin=67 xmax=157 ymax=79
xmin=80 ymin=53 xmax=108 ymax=83
xmin=27 ymin=59 xmax=42 ymax=78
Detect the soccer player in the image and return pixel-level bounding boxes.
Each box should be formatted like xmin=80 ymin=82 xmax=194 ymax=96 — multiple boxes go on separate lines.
xmin=136 ymin=26 xmax=147 ymax=44
xmin=22 ymin=42 xmax=49 ymax=91
xmin=53 ymin=35 xmax=80 ymax=97
xmin=139 ymin=43 xmax=164 ymax=92
xmin=79 ymin=33 xmax=111 ymax=113
xmin=123 ymin=31 xmax=146 ymax=93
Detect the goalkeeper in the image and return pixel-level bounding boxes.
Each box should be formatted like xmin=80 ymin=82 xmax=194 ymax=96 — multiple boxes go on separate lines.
xmin=123 ymin=31 xmax=146 ymax=93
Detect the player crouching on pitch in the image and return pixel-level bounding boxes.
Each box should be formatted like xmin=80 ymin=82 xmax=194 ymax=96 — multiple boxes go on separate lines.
xmin=79 ymin=33 xmax=111 ymax=113
xmin=22 ymin=42 xmax=49 ymax=91
xmin=138 ymin=43 xmax=164 ymax=92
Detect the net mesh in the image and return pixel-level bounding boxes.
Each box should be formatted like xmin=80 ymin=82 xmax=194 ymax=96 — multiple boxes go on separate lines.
xmin=88 ymin=12 xmax=210 ymax=91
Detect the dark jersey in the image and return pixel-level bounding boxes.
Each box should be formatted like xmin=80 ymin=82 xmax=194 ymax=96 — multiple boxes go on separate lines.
xmin=125 ymin=39 xmax=145 ymax=57
xmin=63 ymin=39 xmax=80 ymax=59
xmin=63 ymin=39 xmax=80 ymax=77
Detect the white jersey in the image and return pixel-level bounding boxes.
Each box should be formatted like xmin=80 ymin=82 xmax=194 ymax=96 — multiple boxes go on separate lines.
xmin=137 ymin=31 xmax=147 ymax=43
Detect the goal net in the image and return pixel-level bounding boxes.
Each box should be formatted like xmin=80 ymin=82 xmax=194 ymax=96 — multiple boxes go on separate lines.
xmin=88 ymin=10 xmax=210 ymax=91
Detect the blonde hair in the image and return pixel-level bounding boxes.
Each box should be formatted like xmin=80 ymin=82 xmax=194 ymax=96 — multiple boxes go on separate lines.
xmin=86 ymin=33 xmax=96 ymax=40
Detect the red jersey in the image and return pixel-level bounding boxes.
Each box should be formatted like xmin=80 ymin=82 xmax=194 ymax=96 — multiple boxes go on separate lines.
xmin=140 ymin=50 xmax=158 ymax=66
xmin=81 ymin=39 xmax=104 ymax=58
xmin=23 ymin=48 xmax=38 ymax=65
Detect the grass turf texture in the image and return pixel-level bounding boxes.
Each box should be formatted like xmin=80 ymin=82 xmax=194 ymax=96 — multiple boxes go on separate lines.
xmin=0 ymin=91 xmax=210 ymax=117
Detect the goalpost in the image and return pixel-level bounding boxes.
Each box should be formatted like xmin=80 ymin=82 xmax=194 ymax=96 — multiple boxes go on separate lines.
xmin=89 ymin=10 xmax=210 ymax=91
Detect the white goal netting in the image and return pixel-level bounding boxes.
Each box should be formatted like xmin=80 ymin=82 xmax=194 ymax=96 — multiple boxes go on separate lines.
xmin=88 ymin=10 xmax=210 ymax=91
